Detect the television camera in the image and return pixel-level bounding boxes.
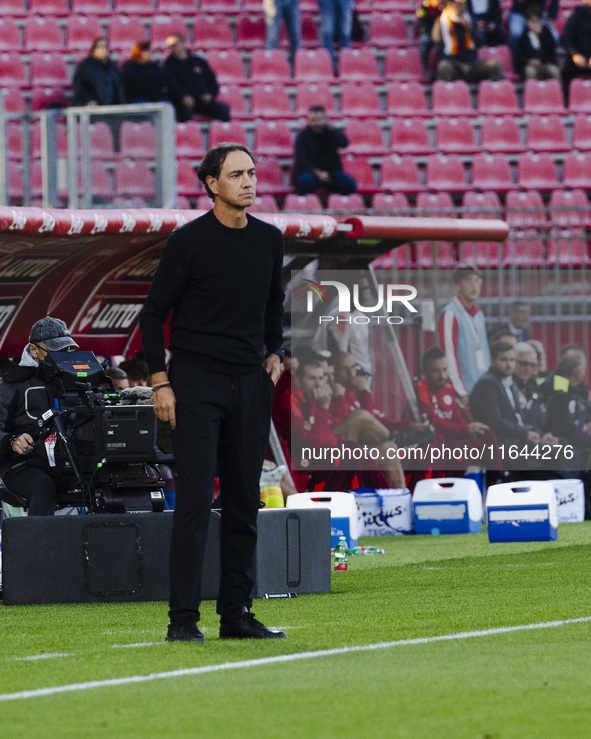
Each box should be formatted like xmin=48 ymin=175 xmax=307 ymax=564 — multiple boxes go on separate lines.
xmin=23 ymin=351 xmax=173 ymax=514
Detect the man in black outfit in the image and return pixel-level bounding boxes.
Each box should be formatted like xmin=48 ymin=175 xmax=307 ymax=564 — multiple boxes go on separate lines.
xmin=162 ymin=34 xmax=230 ymax=123
xmin=559 ymin=0 xmax=591 ymax=103
xmin=140 ymin=143 xmax=286 ymax=643
xmin=293 ymin=105 xmax=357 ymax=196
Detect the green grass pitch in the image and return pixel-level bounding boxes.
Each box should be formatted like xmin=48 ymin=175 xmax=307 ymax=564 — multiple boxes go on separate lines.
xmin=2 ymin=523 xmax=591 ymax=738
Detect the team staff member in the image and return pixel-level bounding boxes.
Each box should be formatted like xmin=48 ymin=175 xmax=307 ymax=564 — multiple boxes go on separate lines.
xmin=140 ymin=143 xmax=286 ymax=643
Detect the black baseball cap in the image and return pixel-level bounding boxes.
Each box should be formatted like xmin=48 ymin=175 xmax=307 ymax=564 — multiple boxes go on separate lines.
xmin=29 ymin=317 xmax=79 ymax=352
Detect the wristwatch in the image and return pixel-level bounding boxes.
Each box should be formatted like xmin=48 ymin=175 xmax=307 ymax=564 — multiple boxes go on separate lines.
xmin=266 ymin=349 xmax=285 ymax=360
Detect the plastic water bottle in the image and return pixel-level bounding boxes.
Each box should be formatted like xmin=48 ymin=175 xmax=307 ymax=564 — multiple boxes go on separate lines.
xmin=348 ymin=545 xmax=385 ymax=556
xmin=334 ymin=536 xmax=348 ymax=571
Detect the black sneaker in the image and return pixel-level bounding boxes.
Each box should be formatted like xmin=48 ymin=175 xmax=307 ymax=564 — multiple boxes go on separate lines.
xmin=219 ymin=611 xmax=287 ymax=640
xmin=166 ymin=620 xmax=206 ymax=643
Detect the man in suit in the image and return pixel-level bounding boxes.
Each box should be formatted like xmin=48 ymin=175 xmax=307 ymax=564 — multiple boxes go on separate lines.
xmin=488 ymin=301 xmax=531 ymax=343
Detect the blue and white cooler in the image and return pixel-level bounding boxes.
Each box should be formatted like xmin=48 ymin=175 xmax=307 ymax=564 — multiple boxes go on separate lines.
xmin=354 ymin=488 xmax=412 ymax=536
xmin=486 ymin=480 xmax=558 ymax=542
xmin=413 ymin=477 xmax=483 ymax=535
xmin=286 ymin=491 xmax=358 ymax=549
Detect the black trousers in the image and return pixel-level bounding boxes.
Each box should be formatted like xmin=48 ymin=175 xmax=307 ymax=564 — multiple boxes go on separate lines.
xmin=168 ymin=361 xmax=274 ymax=623
xmin=2 ymin=464 xmax=62 ymax=516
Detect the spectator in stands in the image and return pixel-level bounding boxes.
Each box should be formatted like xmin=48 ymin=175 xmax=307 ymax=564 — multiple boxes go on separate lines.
xmin=417 ymin=0 xmax=445 ymax=70
xmin=467 ymin=0 xmax=506 ymax=46
xmin=118 ymin=357 xmax=149 ymax=387
xmin=439 ymin=264 xmax=491 ymax=405
xmin=104 ymin=367 xmax=129 ymax=392
xmin=121 ymin=41 xmax=180 ymax=106
xmin=416 ymin=346 xmax=490 ymax=441
xmin=436 ymin=0 xmax=503 ymax=81
xmin=560 ymin=0 xmax=591 ymax=104
xmin=513 ymin=7 xmax=561 ymax=80
xmin=163 ymin=34 xmax=230 ymax=123
xmin=489 ymin=301 xmax=531 ymax=342
xmin=264 ymin=0 xmax=301 ymax=56
xmin=317 ymin=0 xmax=354 ymax=67
xmin=73 ymin=38 xmax=125 ymax=107
xmin=294 ymin=106 xmax=357 ymax=196
xmin=509 ymin=0 xmax=558 ymax=51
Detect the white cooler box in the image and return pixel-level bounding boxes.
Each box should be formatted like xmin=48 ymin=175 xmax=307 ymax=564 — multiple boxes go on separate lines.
xmin=354 ymin=488 xmax=412 ymax=536
xmin=550 ymin=479 xmax=585 ymax=523
xmin=286 ymin=492 xmax=358 ymax=549
xmin=413 ymin=477 xmax=483 ymax=535
xmin=486 ymin=480 xmax=558 ymax=542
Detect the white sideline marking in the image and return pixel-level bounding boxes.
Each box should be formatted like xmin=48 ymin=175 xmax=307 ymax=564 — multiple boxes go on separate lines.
xmin=111 ymin=643 xmax=164 ymax=650
xmin=424 ymin=563 xmax=556 ymax=571
xmin=1 ymin=616 xmax=590 ymax=702
xmin=12 ymin=653 xmax=75 ymax=662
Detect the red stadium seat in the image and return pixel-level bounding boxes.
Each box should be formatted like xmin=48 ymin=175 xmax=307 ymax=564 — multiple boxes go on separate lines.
xmin=425 ymin=154 xmax=468 ymax=193
xmin=28 ymin=0 xmax=68 ymax=15
xmin=571 ymin=115 xmax=591 ymax=151
xmin=66 ymin=16 xmax=104 ymax=53
xmin=386 ymin=81 xmax=428 ymax=116
xmin=175 ymin=121 xmax=205 ymax=159
xmin=562 ymin=151 xmax=591 ymax=189
xmin=298 ymin=14 xmax=318 ymax=48
xmin=216 ymin=84 xmax=249 ymax=120
xmin=30 ymin=87 xmax=68 ymax=110
xmin=372 ymin=192 xmax=411 ymax=213
xmin=367 ymin=12 xmax=409 ymax=48
xmin=71 ymin=0 xmax=111 ymax=13
xmin=342 ymin=155 xmax=377 ymax=193
xmin=383 ymin=47 xmax=423 ymax=81
xmin=506 ymin=189 xmax=547 ymax=228
xmin=24 ymin=16 xmax=64 ymax=53
xmin=7 ymin=122 xmax=22 ymax=161
xmin=340 ymin=82 xmax=383 ymax=117
xmin=462 ymin=190 xmax=502 ymax=215
xmin=416 ymin=191 xmax=454 ymax=213
xmin=235 ymin=15 xmax=266 ymax=49
xmin=547 ymin=189 xmax=591 ymax=267
xmin=294 ymin=48 xmax=334 ymax=83
xmin=249 ymin=195 xmax=279 ymax=212
xmin=371 ymin=0 xmax=414 ymax=12
xmin=477 ymin=80 xmax=520 ymax=116
xmin=253 ymin=157 xmax=287 ymax=195
xmin=250 ymin=49 xmax=291 ymax=84
xmin=431 ymin=80 xmax=474 ymax=116
xmin=251 ymin=85 xmax=292 ymax=119
xmin=294 ymin=83 xmax=336 ymax=117
xmin=87 ymin=121 xmax=116 ymax=159
xmin=338 ymin=48 xmax=380 ymax=82
xmin=0 ymin=0 xmax=26 ymax=17
xmin=516 ymin=153 xmax=560 ymax=191
xmin=196 ymin=194 xmax=211 ymax=209
xmin=471 ymin=153 xmax=516 ymax=192
xmin=345 ymin=118 xmax=388 ymax=155
xmin=523 ymin=79 xmax=565 ymax=114
xmin=390 ymin=117 xmax=431 ymax=155
xmin=525 ymin=115 xmax=568 ymax=153
xmin=192 ymin=15 xmax=233 ymax=50
xmin=477 ymin=45 xmax=516 ymax=80
xmin=176 ymin=158 xmax=200 ymax=196
xmin=504 ymin=190 xmax=546 ymax=267
xmin=113 ymin=0 xmax=155 ymax=12
xmin=30 ymin=53 xmax=69 ymax=88
xmin=176 ymin=195 xmax=192 ymax=209
xmin=283 ymin=193 xmax=322 ymax=211
xmin=156 ymin=0 xmax=198 ymax=13
xmin=0 ymin=53 xmax=28 ymax=87
xmin=82 ymin=160 xmax=113 ymax=200
xmin=0 ymin=18 xmax=22 ymax=51
xmin=198 ymin=0 xmax=235 ymax=11
xmin=1 ymin=88 xmax=26 ymax=113
xmin=119 ymin=121 xmax=156 ymax=159
xmin=150 ymin=15 xmax=189 ymax=51
xmin=568 ymin=78 xmax=591 ymax=114
xmin=460 ymin=191 xmax=504 ymax=268
xmin=108 ymin=16 xmax=147 ymax=53
xmin=209 ymin=121 xmax=248 ymax=148
xmin=207 ymin=50 xmax=247 ymax=85
xmin=8 ymin=161 xmax=23 ymax=201
xmin=254 ymin=121 xmax=293 ymax=157
xmin=435 ymin=118 xmax=478 ymax=154
xmin=548 ymin=188 xmax=591 ymax=228
xmin=115 ymin=160 xmax=156 ymax=198
xmin=480 ymin=117 xmax=525 ymax=154
xmin=326 ymin=193 xmax=366 ymax=212
xmin=380 ymin=154 xmax=423 ymax=194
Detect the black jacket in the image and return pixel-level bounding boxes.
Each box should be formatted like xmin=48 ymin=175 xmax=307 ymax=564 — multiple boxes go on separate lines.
xmin=469 ymin=370 xmax=533 ymax=444
xmin=514 ymin=26 xmax=557 ymax=76
xmin=163 ymin=53 xmax=219 ymax=101
xmin=120 ymin=60 xmax=182 ymax=105
xmin=73 ymin=56 xmax=125 ymax=106
xmin=540 ymin=375 xmax=591 ymax=448
xmin=0 ymin=364 xmax=54 ymax=475
xmin=511 ymin=0 xmax=558 ymax=20
xmin=293 ymin=126 xmax=349 ymax=179
xmin=560 ymin=5 xmax=591 ymax=60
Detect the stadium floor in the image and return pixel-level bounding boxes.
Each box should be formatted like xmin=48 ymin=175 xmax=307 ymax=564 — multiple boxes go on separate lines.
xmin=1 ymin=523 xmax=590 ymax=738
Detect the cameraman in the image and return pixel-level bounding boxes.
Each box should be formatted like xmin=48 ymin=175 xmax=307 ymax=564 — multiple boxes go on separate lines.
xmin=0 ymin=317 xmax=78 ymax=516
